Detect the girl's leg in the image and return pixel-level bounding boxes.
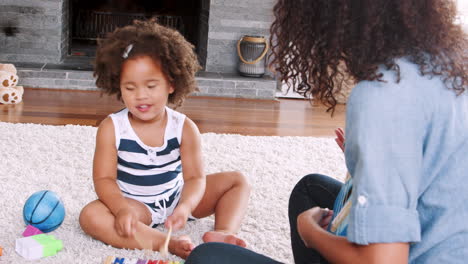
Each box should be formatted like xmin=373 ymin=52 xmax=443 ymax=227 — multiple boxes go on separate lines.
xmin=288 ymin=173 xmax=342 ymax=264
xmin=191 ymin=171 xmax=251 ymax=247
xmin=79 ymin=197 xmax=194 ymax=259
xmin=186 ymin=242 xmax=282 ymax=264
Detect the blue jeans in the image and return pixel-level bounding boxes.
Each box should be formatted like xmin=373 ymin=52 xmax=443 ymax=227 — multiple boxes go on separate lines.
xmin=185 ymin=174 xmax=341 ymax=264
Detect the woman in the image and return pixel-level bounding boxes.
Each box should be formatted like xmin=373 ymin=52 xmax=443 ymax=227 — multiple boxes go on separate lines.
xmin=186 ymin=0 xmax=467 ymax=263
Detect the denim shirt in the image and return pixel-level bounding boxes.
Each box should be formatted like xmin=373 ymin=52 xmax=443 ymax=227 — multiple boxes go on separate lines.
xmin=342 ymin=58 xmax=468 ymax=263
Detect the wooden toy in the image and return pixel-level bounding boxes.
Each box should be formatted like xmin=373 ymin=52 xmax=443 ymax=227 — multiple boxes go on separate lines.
xmin=159 ymin=226 xmax=172 ymax=258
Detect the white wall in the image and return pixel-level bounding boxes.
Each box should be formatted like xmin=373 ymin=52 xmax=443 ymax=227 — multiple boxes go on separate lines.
xmin=456 ymin=0 xmax=468 ymax=31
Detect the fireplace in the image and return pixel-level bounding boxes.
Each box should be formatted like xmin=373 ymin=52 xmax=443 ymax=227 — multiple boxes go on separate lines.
xmin=0 ymin=0 xmax=274 ymax=74
xmin=69 ymin=0 xmax=205 ymax=66
xmin=1 ymin=0 xmax=278 ymax=99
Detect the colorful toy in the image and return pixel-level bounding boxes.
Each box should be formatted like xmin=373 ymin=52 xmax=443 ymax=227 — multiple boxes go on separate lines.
xmin=15 ymin=234 xmax=63 ymax=260
xmin=22 ymin=225 xmax=44 ymax=237
xmin=103 ymin=256 xmax=183 ymax=264
xmin=23 ymin=190 xmax=65 ymax=232
xmin=0 ymin=246 xmax=3 ymax=256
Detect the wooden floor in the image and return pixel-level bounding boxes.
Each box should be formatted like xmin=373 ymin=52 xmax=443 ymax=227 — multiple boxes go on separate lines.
xmin=0 ymin=88 xmax=346 ymax=137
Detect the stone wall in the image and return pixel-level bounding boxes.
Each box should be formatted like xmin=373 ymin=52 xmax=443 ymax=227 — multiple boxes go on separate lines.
xmin=5 ymin=0 xmax=279 ymax=99
xmin=0 ymin=0 xmax=68 ymax=63
xmin=1 ymin=0 xmax=278 ymax=75
xmin=205 ymin=0 xmax=276 ymax=73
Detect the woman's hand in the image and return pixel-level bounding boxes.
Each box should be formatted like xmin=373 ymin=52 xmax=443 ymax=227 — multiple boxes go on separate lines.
xmin=334 ymin=128 xmax=345 ymax=152
xmin=297 ymin=207 xmax=334 ymax=247
xmin=115 ymin=207 xmax=139 ymax=237
xmin=165 ymin=203 xmax=191 ymax=230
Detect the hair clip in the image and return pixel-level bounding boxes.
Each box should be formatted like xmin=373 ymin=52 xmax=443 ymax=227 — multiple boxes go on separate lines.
xmin=122 ymin=44 xmax=134 ymax=59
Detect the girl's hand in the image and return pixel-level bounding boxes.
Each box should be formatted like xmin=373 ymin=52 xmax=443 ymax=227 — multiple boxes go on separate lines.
xmin=165 ymin=204 xmax=190 ymax=230
xmin=115 ymin=207 xmax=138 ymax=237
xmin=334 ymin=128 xmax=345 ymax=152
xmin=297 ymin=207 xmax=334 ymax=247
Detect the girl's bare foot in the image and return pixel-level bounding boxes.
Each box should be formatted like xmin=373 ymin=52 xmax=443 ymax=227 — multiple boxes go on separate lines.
xmin=202 ymin=230 xmax=247 ymax=247
xmin=168 ymin=235 xmax=195 ymax=259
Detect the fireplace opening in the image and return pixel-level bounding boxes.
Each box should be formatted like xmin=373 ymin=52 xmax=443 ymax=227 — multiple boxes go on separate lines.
xmin=69 ymin=0 xmax=207 ymax=67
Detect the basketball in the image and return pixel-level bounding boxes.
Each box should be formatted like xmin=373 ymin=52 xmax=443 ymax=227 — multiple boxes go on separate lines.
xmin=23 ymin=190 xmax=65 ymax=233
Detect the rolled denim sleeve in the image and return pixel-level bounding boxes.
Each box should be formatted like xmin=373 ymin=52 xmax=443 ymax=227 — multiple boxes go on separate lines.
xmin=344 ymin=78 xmax=428 ymax=245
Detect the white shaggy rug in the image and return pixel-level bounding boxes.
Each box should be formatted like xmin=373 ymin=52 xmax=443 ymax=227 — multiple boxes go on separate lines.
xmin=0 ymin=122 xmax=346 ymax=263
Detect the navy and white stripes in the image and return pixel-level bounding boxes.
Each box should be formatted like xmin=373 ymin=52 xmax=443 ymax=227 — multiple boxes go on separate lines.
xmin=110 ymin=107 xmax=186 ymax=224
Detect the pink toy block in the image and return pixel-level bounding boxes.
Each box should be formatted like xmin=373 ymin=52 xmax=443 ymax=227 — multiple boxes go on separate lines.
xmin=22 ymin=225 xmax=43 ymax=237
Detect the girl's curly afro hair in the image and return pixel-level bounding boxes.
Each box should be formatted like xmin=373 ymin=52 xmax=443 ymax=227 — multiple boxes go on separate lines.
xmin=94 ymin=19 xmax=201 ymax=107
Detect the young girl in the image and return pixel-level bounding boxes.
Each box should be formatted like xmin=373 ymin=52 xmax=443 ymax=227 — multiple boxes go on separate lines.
xmin=79 ymin=20 xmax=250 ymax=259
xmin=185 ymin=0 xmax=468 ymax=263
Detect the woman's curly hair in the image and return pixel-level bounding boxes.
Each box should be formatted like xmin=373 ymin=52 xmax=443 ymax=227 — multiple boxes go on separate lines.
xmin=270 ymin=0 xmax=467 ymax=112
xmin=94 ymin=19 xmax=201 ymax=107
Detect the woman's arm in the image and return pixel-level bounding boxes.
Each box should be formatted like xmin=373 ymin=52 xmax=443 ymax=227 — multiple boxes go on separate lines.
xmin=298 ymin=207 xmax=409 ymax=264
xmin=166 ymin=118 xmax=206 ymax=229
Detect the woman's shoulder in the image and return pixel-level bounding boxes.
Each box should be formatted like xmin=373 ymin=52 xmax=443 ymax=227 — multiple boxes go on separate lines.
xmin=348 ymin=58 xmax=445 ymax=109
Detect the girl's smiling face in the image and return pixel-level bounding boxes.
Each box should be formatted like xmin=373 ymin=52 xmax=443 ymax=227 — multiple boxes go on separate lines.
xmin=120 ymin=55 xmax=174 ymax=123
